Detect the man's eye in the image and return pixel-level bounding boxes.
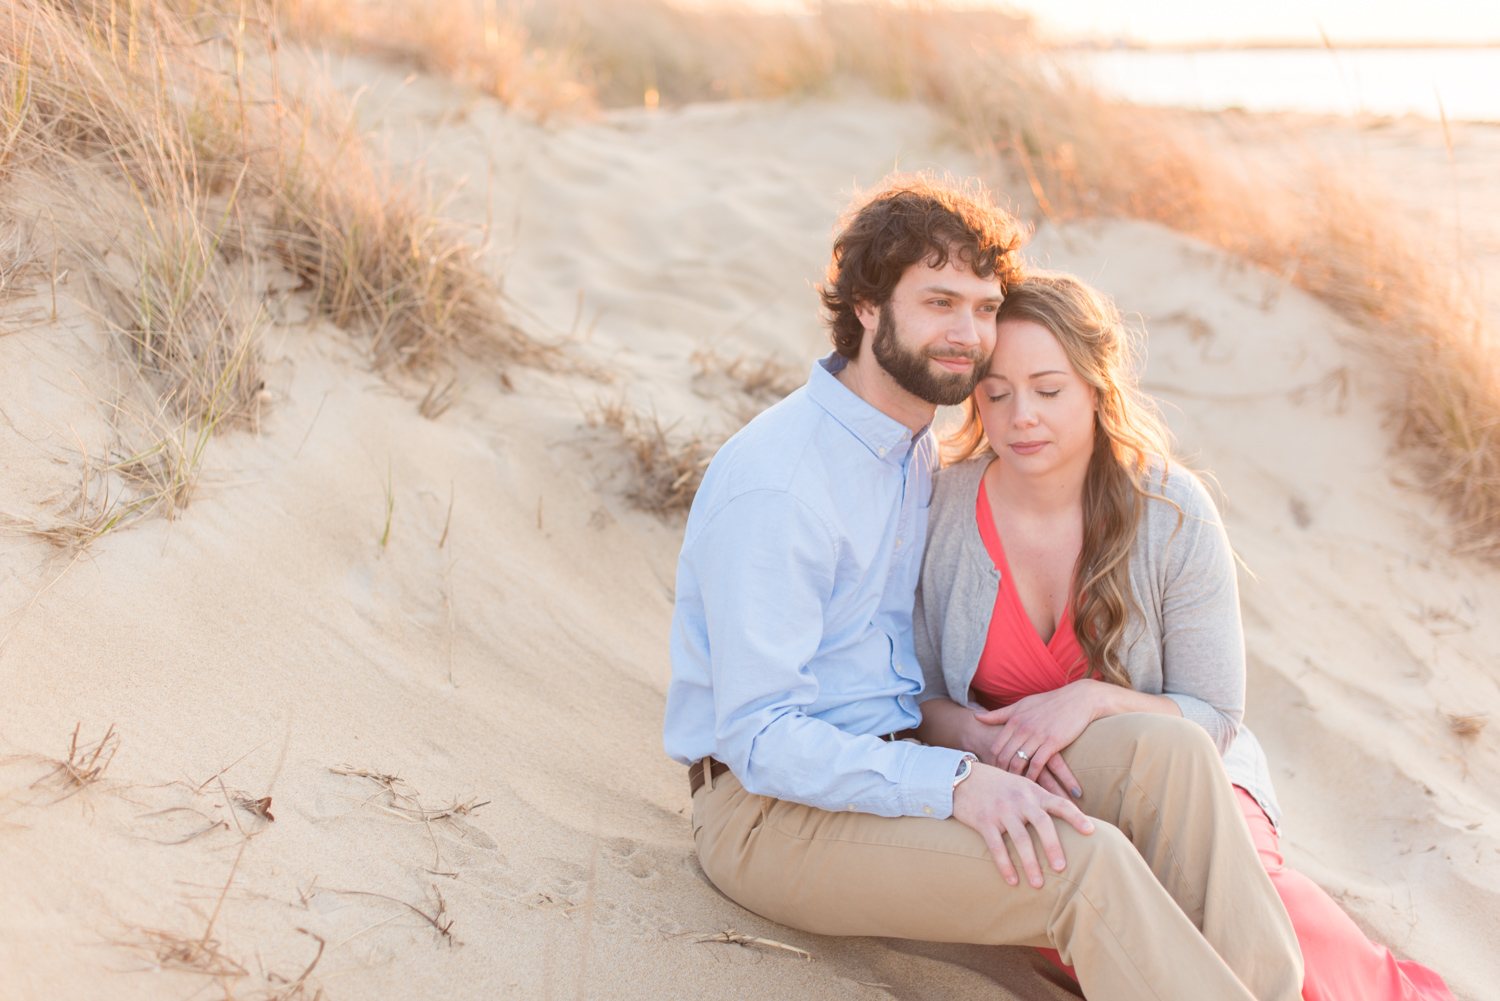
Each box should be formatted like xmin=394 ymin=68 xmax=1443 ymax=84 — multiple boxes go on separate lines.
xmin=932 ymin=299 xmax=950 ymax=307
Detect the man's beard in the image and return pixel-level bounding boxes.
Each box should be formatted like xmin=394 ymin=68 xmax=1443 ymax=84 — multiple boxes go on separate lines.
xmin=871 ymin=303 xmax=988 ymax=406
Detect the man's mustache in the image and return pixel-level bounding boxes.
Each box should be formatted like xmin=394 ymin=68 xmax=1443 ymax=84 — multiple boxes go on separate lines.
xmin=926 ymin=348 xmax=987 ymax=363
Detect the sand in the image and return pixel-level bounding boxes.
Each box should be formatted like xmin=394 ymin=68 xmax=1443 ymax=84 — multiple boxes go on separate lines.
xmin=1 ymin=61 xmax=1496 ymax=1000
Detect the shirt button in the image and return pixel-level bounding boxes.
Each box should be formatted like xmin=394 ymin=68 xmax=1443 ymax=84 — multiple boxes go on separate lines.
xmin=847 ymin=804 xmax=855 ymax=811
xmin=878 ymin=446 xmax=887 ymax=457
xmin=923 ymin=805 xmax=933 ymax=815
xmin=896 ymin=537 xmax=903 ymax=547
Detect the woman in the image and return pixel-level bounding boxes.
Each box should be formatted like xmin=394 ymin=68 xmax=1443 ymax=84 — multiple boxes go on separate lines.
xmin=913 ymin=271 xmax=1453 ymax=1001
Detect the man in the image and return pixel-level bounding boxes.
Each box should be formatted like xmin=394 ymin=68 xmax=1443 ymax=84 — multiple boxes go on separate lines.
xmin=663 ymin=178 xmax=1302 ymax=1001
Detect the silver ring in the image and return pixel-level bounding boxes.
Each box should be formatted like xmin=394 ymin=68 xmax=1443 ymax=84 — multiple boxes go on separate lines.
xmin=1015 ymin=750 xmax=1030 ymax=762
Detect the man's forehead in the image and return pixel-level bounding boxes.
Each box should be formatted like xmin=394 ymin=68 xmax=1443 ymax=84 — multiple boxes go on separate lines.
xmin=908 ymin=255 xmax=1002 ymax=283
xmin=904 ymin=259 xmax=1005 ymax=298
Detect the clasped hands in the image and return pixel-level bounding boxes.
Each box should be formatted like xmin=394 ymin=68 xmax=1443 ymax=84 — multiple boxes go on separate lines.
xmin=968 ymin=680 xmax=1106 ymax=801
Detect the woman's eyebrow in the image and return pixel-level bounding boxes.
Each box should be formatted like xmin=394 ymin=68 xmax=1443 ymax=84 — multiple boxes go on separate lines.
xmin=1029 ymin=369 xmax=1067 ymax=379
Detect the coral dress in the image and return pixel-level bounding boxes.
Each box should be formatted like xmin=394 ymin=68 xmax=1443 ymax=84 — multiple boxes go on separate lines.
xmin=971 ymin=480 xmax=1455 ymax=1001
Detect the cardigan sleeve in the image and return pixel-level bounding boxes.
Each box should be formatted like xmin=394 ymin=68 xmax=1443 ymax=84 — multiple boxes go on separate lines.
xmin=1151 ymin=470 xmax=1245 ymax=754
xmin=913 ymin=579 xmax=951 ymax=703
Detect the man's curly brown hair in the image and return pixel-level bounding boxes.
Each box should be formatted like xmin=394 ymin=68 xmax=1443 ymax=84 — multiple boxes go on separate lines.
xmin=819 ymin=178 xmax=1028 ymax=359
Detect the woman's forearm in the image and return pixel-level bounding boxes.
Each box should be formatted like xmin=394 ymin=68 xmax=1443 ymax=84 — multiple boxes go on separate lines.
xmin=918 ymin=685 xmax=1182 ymax=762
xmin=914 ymin=697 xmax=986 ymax=755
xmin=1087 ymin=680 xmax=1182 ymax=720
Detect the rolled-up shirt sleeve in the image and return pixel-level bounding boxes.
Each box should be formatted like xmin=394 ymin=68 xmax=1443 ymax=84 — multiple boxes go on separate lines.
xmin=692 ymin=490 xmax=967 ymax=818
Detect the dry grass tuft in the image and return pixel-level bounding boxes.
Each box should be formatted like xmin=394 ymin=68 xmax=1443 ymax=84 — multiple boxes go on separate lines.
xmin=591 ymin=354 xmax=798 ymax=517
xmin=588 ymin=397 xmax=714 ymax=518
xmin=329 ymin=764 xmax=488 ymax=875
xmin=275 ymin=0 xmax=592 ymax=122
xmin=124 ymin=925 xmax=249 ymax=980
xmin=87 ymin=196 xmax=269 ymax=432
xmin=692 ymin=349 xmax=803 ymax=404
xmin=1447 ymin=712 xmax=1488 ymax=740
xmin=0 ymin=213 xmax=49 ymax=311
xmin=31 ymin=722 xmax=119 ymax=801
xmin=266 ymin=140 xmax=537 ymax=373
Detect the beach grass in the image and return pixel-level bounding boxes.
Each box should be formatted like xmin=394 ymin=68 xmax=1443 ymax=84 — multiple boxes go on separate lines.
xmin=292 ymin=0 xmax=1493 ymax=547
xmin=5 ymin=0 xmax=1496 ymax=551
xmin=0 ymin=0 xmax=535 ymax=544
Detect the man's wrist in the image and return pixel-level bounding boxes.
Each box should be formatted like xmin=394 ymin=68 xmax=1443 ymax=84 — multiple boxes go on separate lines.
xmin=952 ymin=752 xmax=979 ymax=789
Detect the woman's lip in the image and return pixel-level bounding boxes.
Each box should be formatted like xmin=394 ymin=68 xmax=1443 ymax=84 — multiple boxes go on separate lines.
xmin=1010 ymin=440 xmax=1048 ymax=454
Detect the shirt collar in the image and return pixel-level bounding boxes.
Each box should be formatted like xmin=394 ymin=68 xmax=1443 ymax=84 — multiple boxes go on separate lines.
xmin=807 ymin=352 xmax=929 ymax=463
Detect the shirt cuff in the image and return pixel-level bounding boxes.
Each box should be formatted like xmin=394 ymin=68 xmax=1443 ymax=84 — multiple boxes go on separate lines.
xmin=899 ymin=744 xmax=969 ymax=819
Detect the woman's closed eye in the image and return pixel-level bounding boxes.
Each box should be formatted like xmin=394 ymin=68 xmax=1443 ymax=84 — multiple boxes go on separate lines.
xmin=1037 ymin=389 xmax=1061 ymax=398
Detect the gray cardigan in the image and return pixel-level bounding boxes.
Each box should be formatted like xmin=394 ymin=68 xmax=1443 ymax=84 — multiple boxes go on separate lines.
xmin=914 ymin=454 xmax=1281 ymax=825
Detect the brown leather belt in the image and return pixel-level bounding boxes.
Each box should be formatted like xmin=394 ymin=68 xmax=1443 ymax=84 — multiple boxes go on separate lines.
xmin=688 ymin=730 xmax=914 ymax=797
xmin=688 ymin=757 xmax=730 ymax=797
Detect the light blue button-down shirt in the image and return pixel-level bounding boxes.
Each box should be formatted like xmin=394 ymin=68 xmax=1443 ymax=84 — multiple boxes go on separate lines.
xmin=663 ymin=353 xmax=969 ymax=819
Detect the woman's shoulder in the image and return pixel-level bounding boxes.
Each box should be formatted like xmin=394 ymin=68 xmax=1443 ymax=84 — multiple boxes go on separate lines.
xmin=1137 ymin=459 xmax=1229 ymax=562
xmin=931 ymin=451 xmax=992 ymax=505
xmin=1143 ymin=458 xmax=1221 ymax=518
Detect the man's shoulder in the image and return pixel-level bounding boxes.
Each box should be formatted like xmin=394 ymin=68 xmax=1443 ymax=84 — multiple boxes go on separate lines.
xmin=695 ymin=389 xmax=834 ymax=509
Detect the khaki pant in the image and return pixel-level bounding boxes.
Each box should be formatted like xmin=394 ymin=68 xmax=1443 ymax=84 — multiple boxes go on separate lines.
xmin=692 ymin=713 xmax=1302 ymax=1001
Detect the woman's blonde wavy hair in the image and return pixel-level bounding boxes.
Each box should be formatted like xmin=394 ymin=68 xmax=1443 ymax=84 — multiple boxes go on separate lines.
xmin=945 ymin=271 xmax=1179 ymax=687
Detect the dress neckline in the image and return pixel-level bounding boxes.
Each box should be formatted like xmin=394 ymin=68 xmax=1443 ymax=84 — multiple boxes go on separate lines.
xmin=976 ymin=477 xmax=1076 ymax=653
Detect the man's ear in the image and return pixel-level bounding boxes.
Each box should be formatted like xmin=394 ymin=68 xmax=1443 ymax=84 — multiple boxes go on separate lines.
xmin=854 ymin=299 xmax=880 ymax=334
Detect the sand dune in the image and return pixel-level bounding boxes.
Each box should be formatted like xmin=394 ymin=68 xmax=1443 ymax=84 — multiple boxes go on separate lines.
xmin=1 ymin=62 xmax=1495 ymax=1000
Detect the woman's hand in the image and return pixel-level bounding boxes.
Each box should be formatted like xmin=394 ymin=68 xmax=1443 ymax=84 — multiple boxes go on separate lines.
xmin=972 ymin=681 xmax=1110 ymax=797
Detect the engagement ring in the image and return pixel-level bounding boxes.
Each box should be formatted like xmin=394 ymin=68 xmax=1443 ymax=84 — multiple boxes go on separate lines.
xmin=1015 ymin=750 xmax=1030 ymax=761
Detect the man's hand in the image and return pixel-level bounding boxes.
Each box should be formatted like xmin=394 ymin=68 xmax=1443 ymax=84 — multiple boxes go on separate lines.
xmin=951 ymin=761 xmax=1094 ymax=888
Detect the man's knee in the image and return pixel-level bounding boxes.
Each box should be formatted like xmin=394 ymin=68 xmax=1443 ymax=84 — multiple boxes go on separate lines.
xmin=1075 ymin=711 xmax=1218 ymax=766
xmin=1047 ymin=820 xmax=1158 ymax=901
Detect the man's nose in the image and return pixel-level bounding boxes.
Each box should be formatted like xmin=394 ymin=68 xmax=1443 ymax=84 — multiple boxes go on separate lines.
xmin=949 ymin=308 xmax=987 ymax=349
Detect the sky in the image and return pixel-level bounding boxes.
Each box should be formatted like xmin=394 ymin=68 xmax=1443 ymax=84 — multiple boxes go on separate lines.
xmin=700 ymin=1 xmax=1500 ymax=47
xmin=1002 ymin=0 xmax=1500 ymax=47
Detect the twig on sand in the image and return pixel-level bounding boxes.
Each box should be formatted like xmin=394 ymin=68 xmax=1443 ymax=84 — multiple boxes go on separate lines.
xmin=379 ymin=458 xmax=395 ymax=550
xmin=326 ymin=765 xmax=487 ymax=875
xmin=264 ymin=928 xmax=326 ymax=999
xmin=688 ymin=929 xmax=812 ymax=961
xmin=318 ymin=886 xmax=458 ymax=946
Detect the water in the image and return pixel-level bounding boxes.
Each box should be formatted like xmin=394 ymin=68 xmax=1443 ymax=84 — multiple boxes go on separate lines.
xmin=1073 ymin=47 xmax=1500 ymax=122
